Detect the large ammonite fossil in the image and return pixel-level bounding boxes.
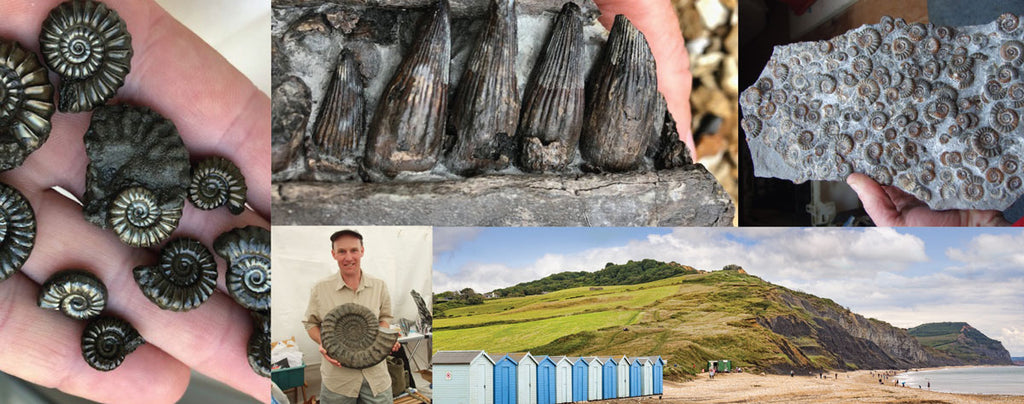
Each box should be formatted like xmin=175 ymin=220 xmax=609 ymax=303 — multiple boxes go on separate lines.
xmin=39 ymin=0 xmax=133 ymax=112
xmin=0 ymin=39 xmax=55 ymax=171
xmin=108 ymin=187 xmax=183 ymax=248
xmin=133 ymin=237 xmax=217 ymax=311
xmin=38 ymin=269 xmax=106 ymax=320
xmin=0 ymin=182 xmax=35 ymax=283
xmin=81 ymin=316 xmax=145 ymax=371
xmin=248 ymin=310 xmax=270 ymax=377
xmin=320 ymin=303 xmax=399 ymax=369
xmin=188 ymin=157 xmax=247 ymax=215
xmin=213 ymin=226 xmax=269 ymax=311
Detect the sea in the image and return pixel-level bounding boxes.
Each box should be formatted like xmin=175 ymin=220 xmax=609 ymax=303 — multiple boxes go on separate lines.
xmin=896 ymin=366 xmax=1024 ymax=395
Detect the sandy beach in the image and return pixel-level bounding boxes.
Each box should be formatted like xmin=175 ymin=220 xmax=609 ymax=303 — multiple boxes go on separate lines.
xmin=597 ymin=369 xmax=1022 ymax=403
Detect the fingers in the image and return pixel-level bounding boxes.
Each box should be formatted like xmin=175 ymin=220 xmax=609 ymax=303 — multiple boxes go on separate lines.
xmin=0 ymin=274 xmax=191 ymax=404
xmin=847 ymin=173 xmax=902 ymax=226
xmin=593 ymin=0 xmax=695 ymax=158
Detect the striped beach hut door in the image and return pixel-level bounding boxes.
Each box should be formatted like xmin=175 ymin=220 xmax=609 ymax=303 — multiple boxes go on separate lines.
xmin=537 ymin=358 xmax=556 ymax=404
xmin=571 ymin=360 xmax=587 ymax=402
xmin=494 ymin=357 xmax=517 ymax=404
xmin=629 ymin=360 xmax=641 ymax=396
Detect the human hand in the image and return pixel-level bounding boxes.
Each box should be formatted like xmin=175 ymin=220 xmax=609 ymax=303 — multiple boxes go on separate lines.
xmin=392 ymin=341 xmax=401 ymax=353
xmin=319 ymin=344 xmax=342 ymax=367
xmin=846 ymin=173 xmax=1010 ymax=226
xmin=593 ymin=0 xmax=694 ymax=159
xmin=0 ymin=0 xmax=270 ymax=403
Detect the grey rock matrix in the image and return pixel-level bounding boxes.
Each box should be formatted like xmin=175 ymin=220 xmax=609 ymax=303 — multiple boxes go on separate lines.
xmin=741 ymin=14 xmax=1024 ymax=211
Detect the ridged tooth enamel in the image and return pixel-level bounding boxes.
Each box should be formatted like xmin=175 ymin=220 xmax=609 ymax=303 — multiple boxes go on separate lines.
xmin=581 ymin=14 xmax=660 ymax=172
xmin=363 ymin=0 xmax=450 ymax=180
xmin=517 ymin=2 xmax=585 ymax=173
xmin=307 ymin=49 xmax=364 ymax=171
xmin=444 ymin=0 xmax=520 ymax=176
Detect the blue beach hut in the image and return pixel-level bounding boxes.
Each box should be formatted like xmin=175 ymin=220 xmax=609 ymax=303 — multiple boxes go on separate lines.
xmin=629 ymin=358 xmax=642 ymax=396
xmin=571 ymin=357 xmax=588 ymax=402
xmin=433 ymin=350 xmax=495 ymax=404
xmin=652 ymin=356 xmax=664 ymax=395
xmin=536 ymin=356 xmax=557 ymax=404
xmin=601 ymin=357 xmax=617 ymax=399
xmin=492 ymin=354 xmax=517 ymax=404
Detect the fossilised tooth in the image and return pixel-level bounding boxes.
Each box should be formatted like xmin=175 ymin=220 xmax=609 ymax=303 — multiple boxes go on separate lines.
xmin=444 ymin=0 xmax=520 ymax=176
xmin=306 ymin=49 xmax=364 ymax=174
xmin=363 ymin=0 xmax=451 ymax=180
xmin=517 ymin=2 xmax=585 ymax=173
xmin=581 ymin=14 xmax=660 ymax=172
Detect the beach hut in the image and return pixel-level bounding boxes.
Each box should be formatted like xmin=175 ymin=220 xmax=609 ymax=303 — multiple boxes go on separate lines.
xmin=553 ymin=356 xmax=572 ymax=403
xmin=616 ymin=356 xmax=630 ymax=398
xmin=601 ymin=357 xmax=617 ymax=399
xmin=492 ymin=354 xmax=517 ymax=404
xmin=629 ymin=358 xmax=642 ymax=396
xmin=652 ymin=356 xmax=665 ymax=395
xmin=508 ymin=353 xmax=537 ymax=404
xmin=586 ymin=357 xmax=603 ymax=400
xmin=536 ymin=356 xmax=557 ymax=404
xmin=638 ymin=357 xmax=653 ymax=396
xmin=571 ymin=357 xmax=588 ymax=402
xmin=433 ymin=350 xmax=495 ymax=404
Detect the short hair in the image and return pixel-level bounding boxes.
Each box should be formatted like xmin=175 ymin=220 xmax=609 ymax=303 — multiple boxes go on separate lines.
xmin=330 ymin=229 xmax=364 ymax=247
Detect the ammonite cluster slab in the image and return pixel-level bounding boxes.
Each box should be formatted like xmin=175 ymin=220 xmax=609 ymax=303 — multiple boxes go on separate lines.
xmin=741 ymin=14 xmax=1024 ymax=211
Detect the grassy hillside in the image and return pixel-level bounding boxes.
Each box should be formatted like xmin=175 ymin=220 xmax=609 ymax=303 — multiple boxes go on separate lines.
xmin=908 ymin=322 xmax=1012 ymax=364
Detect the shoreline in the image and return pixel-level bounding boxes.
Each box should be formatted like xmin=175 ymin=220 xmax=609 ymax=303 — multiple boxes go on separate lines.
xmin=596 ymin=367 xmax=1022 ymax=403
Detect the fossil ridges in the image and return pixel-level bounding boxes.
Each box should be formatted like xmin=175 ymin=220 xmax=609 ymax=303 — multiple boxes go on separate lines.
xmin=306 ymin=50 xmax=364 ymax=177
xmin=133 ymin=238 xmax=218 ymax=312
xmin=321 ymin=303 xmax=399 ymax=369
xmin=248 ymin=310 xmax=271 ymax=377
xmin=214 ymin=226 xmax=270 ymax=312
xmin=189 ymin=157 xmax=247 ymax=215
xmin=81 ymin=316 xmax=145 ymax=371
xmin=38 ymin=269 xmax=107 ymax=320
xmin=740 ymin=14 xmax=1024 ymax=210
xmin=444 ymin=0 xmax=520 ymax=176
xmin=0 ymin=182 xmax=35 ymax=282
xmin=0 ymin=39 xmax=55 ymax=171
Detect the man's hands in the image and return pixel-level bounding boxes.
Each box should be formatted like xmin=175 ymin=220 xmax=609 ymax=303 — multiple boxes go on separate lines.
xmin=319 ymin=344 xmax=343 ymax=367
xmin=847 ymin=173 xmax=1010 ymax=226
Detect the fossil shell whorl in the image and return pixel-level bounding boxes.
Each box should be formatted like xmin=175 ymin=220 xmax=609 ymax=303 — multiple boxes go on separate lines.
xmin=133 ymin=238 xmax=217 ymax=312
xmin=188 ymin=157 xmax=247 ymax=215
xmin=248 ymin=310 xmax=271 ymax=377
xmin=307 ymin=50 xmax=363 ymax=173
xmin=83 ymin=105 xmax=190 ymax=238
xmin=38 ymin=269 xmax=106 ymax=320
xmin=362 ymin=0 xmax=450 ymax=181
xmin=0 ymin=40 xmax=55 ymax=171
xmin=39 ymin=0 xmax=132 ymax=113
xmin=444 ymin=0 xmax=520 ymax=176
xmin=321 ymin=303 xmax=399 ymax=369
xmin=81 ymin=316 xmax=145 ymax=371
xmin=0 ymin=182 xmax=34 ymax=282
xmin=213 ymin=226 xmax=270 ymax=311
xmin=517 ymin=2 xmax=585 ymax=173
xmin=580 ymin=14 xmax=659 ymax=172
xmin=108 ymin=187 xmax=183 ymax=247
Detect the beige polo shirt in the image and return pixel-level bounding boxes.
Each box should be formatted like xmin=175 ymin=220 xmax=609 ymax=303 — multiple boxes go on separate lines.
xmin=303 ymin=270 xmax=394 ymax=397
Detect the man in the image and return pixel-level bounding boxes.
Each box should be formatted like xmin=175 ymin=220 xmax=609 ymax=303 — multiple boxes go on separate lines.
xmin=303 ymin=229 xmax=400 ymax=404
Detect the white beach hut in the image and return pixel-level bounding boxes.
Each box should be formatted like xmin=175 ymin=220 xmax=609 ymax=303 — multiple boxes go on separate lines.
xmin=586 ymin=356 xmax=603 ymax=400
xmin=638 ymin=357 xmax=653 ymax=395
xmin=553 ymin=356 xmax=573 ymax=403
xmin=508 ymin=353 xmax=537 ymax=404
xmin=616 ymin=355 xmax=630 ymax=398
xmin=433 ymin=350 xmax=495 ymax=404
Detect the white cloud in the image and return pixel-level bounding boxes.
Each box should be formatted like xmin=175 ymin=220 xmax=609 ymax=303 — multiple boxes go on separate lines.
xmin=946 ymin=230 xmax=1024 ymax=271
xmin=433 ymin=228 xmax=483 ymax=255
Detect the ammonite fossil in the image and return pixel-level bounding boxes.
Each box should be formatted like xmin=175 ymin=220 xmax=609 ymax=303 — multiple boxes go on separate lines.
xmin=741 ymin=14 xmax=1024 ymax=210
xmin=0 ymin=39 xmax=55 ymax=171
xmin=39 ymin=0 xmax=133 ymax=113
xmin=248 ymin=310 xmax=271 ymax=377
xmin=213 ymin=226 xmax=270 ymax=312
xmin=133 ymin=238 xmax=217 ymax=311
xmin=81 ymin=316 xmax=145 ymax=371
xmin=82 ymin=105 xmax=189 ymax=244
xmin=320 ymin=303 xmax=399 ymax=369
xmin=38 ymin=269 xmax=106 ymax=320
xmin=108 ymin=187 xmax=183 ymax=248
xmin=188 ymin=157 xmax=247 ymax=215
xmin=0 ymin=182 xmax=35 ymax=282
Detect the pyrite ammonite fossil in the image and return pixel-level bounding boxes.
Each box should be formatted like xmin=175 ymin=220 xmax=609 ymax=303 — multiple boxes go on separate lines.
xmin=38 ymin=269 xmax=106 ymax=320
xmin=188 ymin=157 xmax=247 ymax=215
xmin=0 ymin=182 xmax=35 ymax=282
xmin=81 ymin=316 xmax=145 ymax=371
xmin=39 ymin=0 xmax=133 ymax=113
xmin=320 ymin=303 xmax=399 ymax=369
xmin=0 ymin=39 xmax=55 ymax=171
xmin=83 ymin=105 xmax=190 ymax=246
xmin=213 ymin=226 xmax=270 ymax=311
xmin=741 ymin=14 xmax=1024 ymax=210
xmin=248 ymin=310 xmax=270 ymax=377
xmin=133 ymin=237 xmax=217 ymax=311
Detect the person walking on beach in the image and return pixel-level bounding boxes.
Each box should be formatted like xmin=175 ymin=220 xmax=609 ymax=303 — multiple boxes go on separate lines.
xmin=790 ymin=370 xmax=794 ymax=377
xmin=927 ymin=381 xmax=930 ymax=389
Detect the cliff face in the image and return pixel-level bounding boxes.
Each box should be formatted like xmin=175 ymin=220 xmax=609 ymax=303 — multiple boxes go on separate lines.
xmin=908 ymin=322 xmax=1013 ymax=365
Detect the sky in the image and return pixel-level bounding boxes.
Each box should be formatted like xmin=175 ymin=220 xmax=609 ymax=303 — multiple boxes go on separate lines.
xmin=433 ymin=227 xmax=1024 ymax=357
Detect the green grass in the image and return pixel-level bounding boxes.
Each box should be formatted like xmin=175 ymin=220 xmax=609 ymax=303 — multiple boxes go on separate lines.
xmin=434 ymin=310 xmax=643 ymax=353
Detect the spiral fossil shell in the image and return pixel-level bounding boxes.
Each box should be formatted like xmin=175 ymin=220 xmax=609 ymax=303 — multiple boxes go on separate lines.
xmin=0 ymin=40 xmax=55 ymax=171
xmin=108 ymin=187 xmax=182 ymax=248
xmin=0 ymin=182 xmax=34 ymax=283
xmin=38 ymin=269 xmax=106 ymax=320
xmin=248 ymin=310 xmax=271 ymax=377
xmin=321 ymin=303 xmax=399 ymax=369
xmin=39 ymin=0 xmax=132 ymax=113
xmin=81 ymin=316 xmax=145 ymax=371
xmin=214 ymin=226 xmax=270 ymax=312
xmin=188 ymin=157 xmax=247 ymax=215
xmin=133 ymin=238 xmax=217 ymax=311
